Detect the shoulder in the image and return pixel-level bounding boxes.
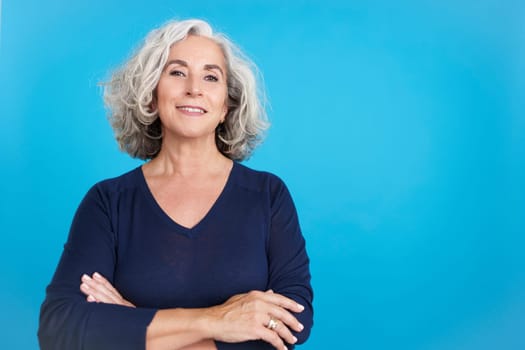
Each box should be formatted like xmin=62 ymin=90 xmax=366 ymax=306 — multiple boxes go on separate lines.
xmin=71 ymin=167 xmax=143 ymax=220
xmin=233 ymin=162 xmax=287 ymax=194
xmin=87 ymin=166 xmax=143 ymax=200
xmin=233 ymin=163 xmax=300 ymax=218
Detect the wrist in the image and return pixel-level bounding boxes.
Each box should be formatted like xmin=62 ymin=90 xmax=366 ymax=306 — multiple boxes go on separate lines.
xmin=197 ymin=306 xmax=220 ymax=340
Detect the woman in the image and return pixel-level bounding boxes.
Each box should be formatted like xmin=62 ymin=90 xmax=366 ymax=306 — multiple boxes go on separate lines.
xmin=38 ymin=19 xmax=313 ymax=350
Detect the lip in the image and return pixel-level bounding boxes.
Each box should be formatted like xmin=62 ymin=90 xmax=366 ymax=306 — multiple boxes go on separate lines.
xmin=176 ymin=105 xmax=208 ymax=116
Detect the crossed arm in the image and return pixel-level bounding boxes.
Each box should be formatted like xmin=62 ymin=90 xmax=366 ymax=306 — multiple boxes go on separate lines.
xmin=40 ymin=177 xmax=312 ymax=350
xmin=80 ymin=272 xmax=304 ymax=350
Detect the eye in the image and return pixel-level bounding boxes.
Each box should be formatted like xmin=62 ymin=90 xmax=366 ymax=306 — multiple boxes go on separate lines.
xmin=204 ymin=74 xmax=219 ymax=82
xmin=169 ymin=70 xmax=185 ymax=77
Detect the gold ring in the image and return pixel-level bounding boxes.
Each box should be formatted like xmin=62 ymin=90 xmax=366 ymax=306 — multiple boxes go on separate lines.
xmin=266 ymin=318 xmax=278 ymax=330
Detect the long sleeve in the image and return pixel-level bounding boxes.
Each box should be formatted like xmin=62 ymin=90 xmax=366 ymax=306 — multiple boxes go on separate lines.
xmin=266 ymin=178 xmax=314 ymax=344
xmin=215 ymin=175 xmax=313 ymax=350
xmin=38 ymin=184 xmax=157 ymax=350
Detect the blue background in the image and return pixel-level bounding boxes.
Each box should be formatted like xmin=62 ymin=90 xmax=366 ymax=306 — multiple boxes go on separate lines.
xmin=1 ymin=0 xmax=524 ymax=349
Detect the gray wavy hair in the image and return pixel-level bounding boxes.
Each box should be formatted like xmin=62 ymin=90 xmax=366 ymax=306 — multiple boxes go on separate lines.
xmin=103 ymin=19 xmax=269 ymax=160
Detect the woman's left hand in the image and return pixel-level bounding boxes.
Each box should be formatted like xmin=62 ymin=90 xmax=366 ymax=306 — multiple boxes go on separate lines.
xmin=80 ymin=272 xmax=136 ymax=308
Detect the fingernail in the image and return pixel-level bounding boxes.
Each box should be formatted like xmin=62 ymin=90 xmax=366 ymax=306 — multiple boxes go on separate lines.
xmin=297 ymin=303 xmax=305 ymax=311
xmin=298 ymin=323 xmax=304 ymax=331
xmin=82 ymin=274 xmax=91 ymax=281
xmin=93 ymin=272 xmax=102 ymax=279
xmin=292 ymin=336 xmax=298 ymax=343
xmin=87 ymin=295 xmax=95 ymax=302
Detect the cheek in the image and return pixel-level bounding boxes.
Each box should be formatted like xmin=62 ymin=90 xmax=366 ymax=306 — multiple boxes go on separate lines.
xmin=219 ymin=88 xmax=229 ymax=112
xmin=156 ymin=79 xmax=185 ymax=102
xmin=221 ymin=98 xmax=229 ymax=116
xmin=155 ymin=84 xmax=168 ymax=105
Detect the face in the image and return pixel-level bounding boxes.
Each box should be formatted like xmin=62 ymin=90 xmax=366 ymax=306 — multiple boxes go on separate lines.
xmin=155 ymin=35 xmax=228 ymax=143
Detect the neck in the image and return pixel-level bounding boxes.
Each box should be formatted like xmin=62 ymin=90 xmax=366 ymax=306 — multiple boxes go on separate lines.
xmin=145 ymin=134 xmax=231 ymax=177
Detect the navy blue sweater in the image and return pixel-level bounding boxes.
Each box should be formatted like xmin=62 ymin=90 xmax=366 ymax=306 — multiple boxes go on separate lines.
xmin=38 ymin=162 xmax=313 ymax=349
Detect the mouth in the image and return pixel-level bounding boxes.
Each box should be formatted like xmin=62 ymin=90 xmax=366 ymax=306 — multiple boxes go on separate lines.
xmin=176 ymin=105 xmax=207 ymax=114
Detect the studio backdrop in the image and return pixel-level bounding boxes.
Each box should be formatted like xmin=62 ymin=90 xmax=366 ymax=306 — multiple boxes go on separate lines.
xmin=0 ymin=0 xmax=524 ymax=349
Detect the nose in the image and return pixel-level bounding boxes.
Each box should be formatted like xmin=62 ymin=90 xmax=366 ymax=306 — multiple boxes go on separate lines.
xmin=185 ymin=76 xmax=202 ymax=97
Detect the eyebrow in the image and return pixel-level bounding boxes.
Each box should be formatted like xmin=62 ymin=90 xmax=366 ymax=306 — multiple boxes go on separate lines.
xmin=165 ymin=59 xmax=225 ymax=77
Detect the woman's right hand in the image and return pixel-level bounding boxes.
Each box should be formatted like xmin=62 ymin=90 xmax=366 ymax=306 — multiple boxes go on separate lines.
xmin=80 ymin=273 xmax=216 ymax=350
xmin=80 ymin=272 xmax=136 ymax=308
xmin=205 ymin=290 xmax=305 ymax=350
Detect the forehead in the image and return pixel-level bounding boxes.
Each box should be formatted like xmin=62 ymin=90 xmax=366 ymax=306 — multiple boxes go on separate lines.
xmin=168 ymin=35 xmax=226 ymax=67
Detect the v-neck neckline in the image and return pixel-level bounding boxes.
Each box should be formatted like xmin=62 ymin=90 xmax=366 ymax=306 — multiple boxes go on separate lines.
xmin=137 ymin=161 xmax=237 ymax=237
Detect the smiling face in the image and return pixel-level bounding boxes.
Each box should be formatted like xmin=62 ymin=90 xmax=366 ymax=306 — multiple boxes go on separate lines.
xmin=155 ymin=35 xmax=228 ymax=145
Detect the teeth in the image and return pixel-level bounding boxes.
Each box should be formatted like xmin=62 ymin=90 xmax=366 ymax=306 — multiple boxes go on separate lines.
xmin=178 ymin=106 xmax=205 ymax=113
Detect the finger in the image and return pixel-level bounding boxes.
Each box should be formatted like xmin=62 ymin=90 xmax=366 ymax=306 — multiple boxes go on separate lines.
xmin=81 ymin=280 xmax=136 ymax=307
xmin=267 ymin=306 xmax=304 ymax=333
xmin=79 ymin=279 xmax=90 ymax=297
xmin=81 ymin=274 xmax=136 ymax=307
xmin=80 ymin=279 xmax=96 ymax=296
xmin=259 ymin=292 xmax=305 ymax=314
xmin=93 ymin=272 xmax=124 ymax=299
xmin=243 ymin=291 xmax=303 ymax=332
xmin=81 ymin=279 xmax=115 ymax=304
xmin=81 ymin=274 xmax=121 ymax=304
xmin=271 ymin=319 xmax=297 ymax=346
xmin=80 ymin=283 xmax=93 ymax=299
xmin=257 ymin=327 xmax=287 ymax=350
